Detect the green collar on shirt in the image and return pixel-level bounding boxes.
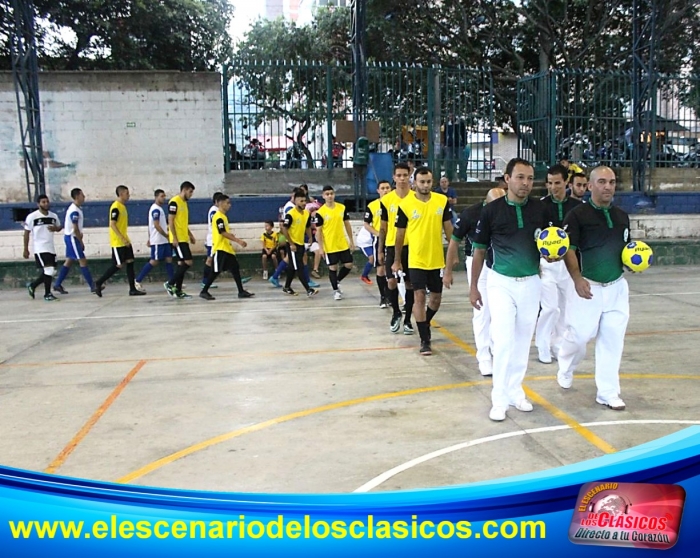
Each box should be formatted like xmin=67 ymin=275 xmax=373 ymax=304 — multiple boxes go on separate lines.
xmin=588 ymin=199 xmax=614 ymax=228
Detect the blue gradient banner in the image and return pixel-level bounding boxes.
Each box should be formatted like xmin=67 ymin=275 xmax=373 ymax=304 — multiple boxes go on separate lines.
xmin=2 ymin=426 xmax=700 ymax=556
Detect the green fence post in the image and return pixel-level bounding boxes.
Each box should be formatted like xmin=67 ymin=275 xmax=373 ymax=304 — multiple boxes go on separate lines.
xmin=222 ymin=63 xmax=231 ymax=173
xmin=549 ymin=71 xmax=557 ymax=166
xmin=326 ymin=66 xmax=333 ymax=170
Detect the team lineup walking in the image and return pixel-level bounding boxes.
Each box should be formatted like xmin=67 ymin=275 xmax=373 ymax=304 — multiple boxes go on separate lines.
xmin=19 ymin=159 xmax=642 ymax=420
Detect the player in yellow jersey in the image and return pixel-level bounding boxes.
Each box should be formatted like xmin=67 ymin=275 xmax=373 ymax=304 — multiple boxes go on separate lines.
xmin=94 ymin=185 xmax=145 ymax=297
xmin=393 ymin=168 xmax=453 ymax=355
xmin=280 ymin=188 xmax=318 ymax=297
xmin=260 ymin=220 xmax=279 ymax=280
xmin=360 ymin=180 xmax=392 ymax=307
xmin=313 ymin=185 xmax=355 ymax=300
xmin=164 ymin=181 xmax=196 ymax=299
xmin=199 ymin=195 xmax=254 ymax=301
xmin=378 ymin=162 xmax=415 ymax=335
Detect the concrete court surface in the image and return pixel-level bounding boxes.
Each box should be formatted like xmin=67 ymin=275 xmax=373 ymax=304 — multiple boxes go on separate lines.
xmin=0 ymin=265 xmax=699 ymax=494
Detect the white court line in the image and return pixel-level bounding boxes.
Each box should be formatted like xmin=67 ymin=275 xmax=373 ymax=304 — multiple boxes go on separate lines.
xmin=353 ymin=420 xmax=700 ymax=493
xmin=630 ymin=291 xmax=700 ymax=298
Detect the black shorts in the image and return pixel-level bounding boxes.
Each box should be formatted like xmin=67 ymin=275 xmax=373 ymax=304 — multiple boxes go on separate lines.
xmin=410 ymin=268 xmax=444 ymax=293
xmin=213 ymin=251 xmax=239 ymax=274
xmin=173 ymin=242 xmax=193 ymax=261
xmin=261 ymin=248 xmax=278 ymax=257
xmin=385 ymin=245 xmax=410 ymax=281
xmin=112 ymin=245 xmax=134 ymax=265
xmin=288 ymin=244 xmax=306 ymax=271
xmin=34 ymin=252 xmax=56 ymax=269
xmin=326 ymin=249 xmax=353 ymax=266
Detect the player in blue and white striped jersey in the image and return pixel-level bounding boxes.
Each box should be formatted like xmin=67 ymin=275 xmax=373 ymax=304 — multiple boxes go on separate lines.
xmin=134 ymin=189 xmax=174 ymax=291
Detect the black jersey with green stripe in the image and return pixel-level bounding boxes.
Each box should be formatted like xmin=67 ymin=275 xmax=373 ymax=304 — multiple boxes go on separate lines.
xmin=452 ymin=201 xmax=484 ymax=256
xmin=541 ymin=195 xmax=582 ymax=228
xmin=563 ymin=202 xmax=630 ymax=284
xmin=472 ymin=196 xmax=547 ymax=278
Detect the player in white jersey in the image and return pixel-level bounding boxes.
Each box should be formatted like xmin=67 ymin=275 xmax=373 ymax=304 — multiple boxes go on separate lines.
xmin=53 ymin=188 xmax=97 ymax=294
xmin=23 ymin=195 xmax=62 ymax=301
xmin=201 ymin=192 xmax=223 ymax=289
xmin=134 ymin=189 xmax=174 ymax=291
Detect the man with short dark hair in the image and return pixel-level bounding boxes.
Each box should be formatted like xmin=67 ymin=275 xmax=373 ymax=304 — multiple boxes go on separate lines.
xmin=201 ymin=191 xmax=224 ymax=289
xmin=23 ymin=195 xmax=62 ymax=302
xmin=280 ymin=188 xmax=318 ymax=297
xmin=53 ymin=188 xmax=97 ymax=294
xmin=164 ymin=181 xmax=196 ymax=299
xmin=569 ymin=172 xmax=588 ymax=201
xmin=134 ymin=189 xmax=175 ymax=291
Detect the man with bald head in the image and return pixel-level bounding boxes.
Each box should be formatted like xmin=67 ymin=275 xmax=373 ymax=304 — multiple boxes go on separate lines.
xmin=444 ymin=187 xmax=505 ymax=376
xmin=557 ymin=166 xmax=630 ymax=410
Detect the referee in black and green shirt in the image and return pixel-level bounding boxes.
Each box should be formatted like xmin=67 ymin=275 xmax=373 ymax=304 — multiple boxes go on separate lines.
xmin=557 ymin=166 xmax=630 ymax=411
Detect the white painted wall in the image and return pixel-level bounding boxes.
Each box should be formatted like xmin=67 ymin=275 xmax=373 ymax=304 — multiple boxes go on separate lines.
xmin=0 ymin=71 xmax=224 ymax=203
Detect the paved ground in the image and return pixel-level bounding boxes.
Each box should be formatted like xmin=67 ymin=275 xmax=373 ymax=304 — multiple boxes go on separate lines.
xmin=1 ymin=266 xmax=699 ymax=494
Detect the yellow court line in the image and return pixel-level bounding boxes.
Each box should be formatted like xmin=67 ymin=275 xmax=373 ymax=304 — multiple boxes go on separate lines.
xmin=432 ymin=320 xmax=477 ymax=356
xmin=45 ymin=360 xmax=148 ymax=474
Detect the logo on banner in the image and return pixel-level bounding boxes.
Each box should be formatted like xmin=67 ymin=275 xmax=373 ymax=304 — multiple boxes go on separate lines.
xmin=569 ymin=482 xmax=685 ymax=550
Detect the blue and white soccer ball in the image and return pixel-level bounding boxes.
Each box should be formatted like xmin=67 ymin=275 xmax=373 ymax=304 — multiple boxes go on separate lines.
xmin=536 ymin=227 xmax=570 ymax=259
xmin=622 ymin=241 xmax=654 ymax=272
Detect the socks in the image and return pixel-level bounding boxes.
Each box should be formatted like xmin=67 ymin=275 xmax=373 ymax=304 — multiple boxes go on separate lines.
xmin=173 ymin=264 xmax=189 ymax=291
xmin=303 ymin=265 xmax=311 ymax=284
xmin=329 ymin=269 xmax=339 ymax=290
xmin=80 ymin=266 xmax=95 ymax=290
xmin=426 ymin=306 xmax=437 ymax=325
xmin=362 ymin=262 xmax=372 ymax=277
xmin=377 ymin=275 xmax=387 ymax=298
xmin=126 ymin=262 xmax=136 ymax=290
xmin=417 ymin=321 xmax=430 ymax=342
xmin=136 ymin=262 xmax=153 ymax=283
xmin=96 ymin=264 xmax=119 ymax=287
xmin=54 ymin=265 xmax=70 ymax=287
xmin=273 ymin=260 xmax=287 ymax=280
xmin=43 ymin=274 xmax=52 ymax=296
xmin=389 ymin=287 xmax=400 ymax=315
xmin=337 ymin=266 xmax=351 ymax=282
xmin=404 ymin=289 xmax=415 ymax=323
xmin=202 ymin=264 xmax=212 ymax=283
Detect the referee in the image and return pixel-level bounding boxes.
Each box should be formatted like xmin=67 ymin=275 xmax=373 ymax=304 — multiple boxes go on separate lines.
xmin=557 ymin=166 xmax=630 ymax=411
xmin=471 ymin=158 xmax=547 ymax=421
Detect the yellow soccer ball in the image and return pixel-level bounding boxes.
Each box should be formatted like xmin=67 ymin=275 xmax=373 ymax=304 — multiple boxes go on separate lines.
xmin=536 ymin=227 xmax=570 ymax=260
xmin=622 ymin=241 xmax=653 ymax=272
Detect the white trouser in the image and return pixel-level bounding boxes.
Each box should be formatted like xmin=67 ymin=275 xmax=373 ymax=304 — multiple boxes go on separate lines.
xmin=557 ymin=277 xmax=629 ymax=400
xmin=466 ymin=256 xmax=491 ymax=365
xmin=487 ymin=271 xmax=542 ymax=408
xmin=535 ymin=259 xmax=573 ymax=356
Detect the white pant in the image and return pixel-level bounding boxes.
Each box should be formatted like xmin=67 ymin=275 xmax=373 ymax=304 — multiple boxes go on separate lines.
xmin=466 ymin=256 xmax=491 ymax=365
xmin=557 ymin=277 xmax=629 ymax=400
xmin=487 ymin=271 xmax=542 ymax=408
xmin=535 ymin=259 xmax=573 ymax=356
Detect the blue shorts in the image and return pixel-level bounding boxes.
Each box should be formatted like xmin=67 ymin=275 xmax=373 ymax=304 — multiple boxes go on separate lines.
xmin=150 ymin=243 xmax=172 ymax=261
xmin=361 ymin=245 xmax=374 ymax=258
xmin=64 ymin=236 xmax=85 ymax=260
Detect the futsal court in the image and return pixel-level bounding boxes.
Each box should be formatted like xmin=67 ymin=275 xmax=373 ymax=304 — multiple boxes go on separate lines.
xmin=0 ymin=265 xmax=698 ymax=494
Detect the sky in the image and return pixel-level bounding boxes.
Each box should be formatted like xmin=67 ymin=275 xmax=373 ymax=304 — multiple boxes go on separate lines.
xmin=229 ymin=1 xmax=266 ymax=42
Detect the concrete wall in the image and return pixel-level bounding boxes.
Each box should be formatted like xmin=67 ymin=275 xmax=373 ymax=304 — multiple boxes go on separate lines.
xmin=0 ymin=71 xmax=224 ymax=203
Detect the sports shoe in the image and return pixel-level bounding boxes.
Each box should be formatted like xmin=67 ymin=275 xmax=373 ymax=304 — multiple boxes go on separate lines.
xmin=336 ymin=284 xmax=343 ymax=294
xmin=241 ymin=276 xmax=251 ymax=284
xmin=175 ymin=291 xmax=192 ymax=299
xmin=379 ymin=297 xmax=388 ymax=309
xmin=269 ymin=276 xmax=281 ymax=288
xmin=26 ymin=282 xmax=35 ymax=299
xmin=93 ymin=283 xmax=103 ymax=297
xmin=282 ymin=287 xmax=297 ymax=296
xmin=311 ymin=269 xmax=321 ymax=279
xmin=200 ymin=282 xmax=218 ymax=290
xmin=596 ymin=396 xmax=626 ymax=411
xmin=403 ymin=322 xmax=414 ymax=335
xmin=199 ymin=291 xmax=215 ymax=301
xmin=511 ymin=399 xmax=533 ymax=412
xmin=538 ymin=348 xmax=552 ymax=364
xmin=307 ymin=288 xmax=319 ymax=297
xmin=419 ymin=341 xmax=432 ymax=356
xmin=479 ymin=361 xmax=493 ymax=377
xmin=361 ymin=276 xmax=372 ymax=285
xmin=390 ymin=313 xmax=402 ymax=333
xmin=308 ymin=279 xmax=320 ymax=288
xmin=238 ymin=290 xmax=255 ymax=298
xmin=44 ymin=293 xmax=59 ymax=302
xmin=489 ymin=406 xmax=507 ymax=421
xmin=164 ymin=281 xmax=176 ymax=297
xmin=129 ymin=289 xmax=147 ymax=296
xmin=334 ymin=290 xmax=343 ymax=300
xmin=53 ymin=284 xmax=68 ymax=295
xmin=262 ymin=270 xmax=268 ymax=280
xmin=557 ymin=370 xmax=573 ymax=389
xmin=133 ymin=281 xmax=146 ymax=293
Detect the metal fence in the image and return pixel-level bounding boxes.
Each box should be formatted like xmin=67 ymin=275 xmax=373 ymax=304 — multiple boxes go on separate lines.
xmin=517 ymin=69 xmax=700 ymax=172
xmin=223 ymin=61 xmax=495 ymax=180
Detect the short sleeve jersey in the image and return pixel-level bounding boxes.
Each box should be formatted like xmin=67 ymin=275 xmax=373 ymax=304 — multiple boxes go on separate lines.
xmin=452 ymin=201 xmax=484 ymax=256
xmin=261 ymin=231 xmax=279 ymax=250
xmin=149 ymin=203 xmax=169 ymax=246
xmin=205 ymin=204 xmax=218 ymax=247
xmin=472 ymin=196 xmax=547 ymax=278
xmin=563 ymin=202 xmax=630 ymax=284
xmin=283 ymin=206 xmax=311 ymax=246
xmin=24 ymin=210 xmax=59 ymax=254
xmin=541 ymin=195 xmax=582 ymax=229
xmin=313 ymin=202 xmax=350 ymax=253
xmin=212 ymin=210 xmax=235 ymax=255
xmin=168 ymin=195 xmax=190 ymax=243
xmin=63 ymin=203 xmax=83 ymax=238
xmin=109 ymin=200 xmax=130 ymax=248
xmin=364 ymin=198 xmax=383 ymax=232
xmin=380 ymin=189 xmax=414 ymax=247
xmin=395 ymin=192 xmax=450 ymax=270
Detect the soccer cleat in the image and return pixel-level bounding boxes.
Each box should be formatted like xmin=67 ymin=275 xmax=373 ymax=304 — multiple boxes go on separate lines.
xmin=269 ymin=276 xmax=281 ymax=288
xmin=403 ymin=322 xmax=414 ymax=335
xmin=511 ymin=399 xmax=533 ymax=412
xmin=26 ymin=282 xmax=35 ymax=299
xmin=390 ymin=313 xmax=402 ymax=333
xmin=307 ymin=288 xmax=319 ymax=297
xmin=238 ymin=290 xmax=255 ymax=299
xmin=241 ymin=276 xmax=251 ymax=284
xmin=361 ymin=276 xmax=372 ymax=285
xmin=596 ymin=396 xmax=626 ymax=411
xmin=282 ymin=287 xmax=297 ymax=296
xmin=199 ymin=291 xmax=215 ymax=301
xmin=379 ymin=297 xmax=388 ymax=309
xmin=419 ymin=341 xmax=432 ymax=356
xmin=489 ymin=406 xmax=507 ymax=422
xmin=43 ymin=293 xmax=59 ymax=302
xmin=53 ymin=284 xmax=68 ymax=295
xmin=175 ymin=291 xmax=192 ymax=299
xmin=93 ymin=283 xmax=103 ymax=297
xmin=557 ymin=371 xmax=573 ymax=389
xmin=262 ymin=271 xmax=268 ymax=280
xmin=308 ymin=279 xmax=320 ymax=288
xmin=129 ymin=289 xmax=147 ymax=296
xmin=164 ymin=281 xmax=176 ymax=297
xmin=133 ymin=281 xmax=146 ymax=293
xmin=334 ymin=290 xmax=343 ymax=300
